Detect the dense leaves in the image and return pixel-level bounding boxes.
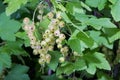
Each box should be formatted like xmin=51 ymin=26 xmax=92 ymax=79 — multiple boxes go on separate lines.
xmin=0 ymin=0 xmax=120 ymax=80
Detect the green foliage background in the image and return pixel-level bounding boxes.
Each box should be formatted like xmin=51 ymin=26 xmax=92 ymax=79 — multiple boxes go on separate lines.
xmin=0 ymin=0 xmax=120 ymax=80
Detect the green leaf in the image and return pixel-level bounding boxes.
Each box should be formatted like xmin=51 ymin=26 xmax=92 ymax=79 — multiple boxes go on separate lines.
xmin=74 ymin=58 xmax=87 ymax=71
xmin=68 ymin=39 xmax=81 ymax=53
xmin=61 ymin=12 xmax=72 ymax=23
xmin=57 ymin=62 xmax=75 ymax=75
xmin=85 ymin=0 xmax=107 ymax=10
xmin=77 ymin=31 xmax=94 ymax=47
xmin=84 ymin=52 xmax=111 ymax=74
xmin=41 ymin=74 xmax=59 ymax=80
xmin=0 ymin=13 xmax=21 ymax=41
xmin=111 ymin=0 xmax=120 ymax=21
xmin=48 ymin=51 xmax=61 ymax=71
xmin=88 ymin=31 xmax=113 ymax=49
xmin=0 ymin=40 xmax=29 ymax=56
xmin=108 ymin=31 xmax=120 ymax=43
xmin=66 ymin=1 xmax=85 ymax=15
xmin=94 ymin=52 xmax=111 ymax=70
xmin=4 ymin=0 xmax=28 ymax=16
xmin=108 ymin=0 xmax=117 ymax=4
xmin=0 ymin=53 xmax=11 ymax=72
xmin=103 ymin=28 xmax=120 ymax=43
xmin=97 ymin=71 xmax=113 ymax=80
xmin=15 ymin=32 xmax=30 ymax=47
xmin=39 ymin=17 xmax=50 ymax=30
xmin=86 ymin=63 xmax=96 ymax=75
xmin=85 ymin=18 xmax=116 ymax=30
xmin=4 ymin=64 xmax=30 ymax=80
xmin=80 ymin=1 xmax=92 ymax=11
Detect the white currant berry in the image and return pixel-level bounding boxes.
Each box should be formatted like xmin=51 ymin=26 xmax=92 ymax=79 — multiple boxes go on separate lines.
xmin=23 ymin=17 xmax=30 ymax=24
xmin=73 ymin=51 xmax=78 ymax=56
xmin=45 ymin=29 xmax=51 ymax=34
xmin=56 ymin=39 xmax=62 ymax=44
xmin=48 ymin=46 xmax=54 ymax=51
xmin=60 ymin=48 xmax=65 ymax=53
xmin=51 ymin=19 xmax=59 ymax=25
xmin=47 ymin=12 xmax=54 ymax=19
xmin=59 ymin=21 xmax=65 ymax=28
xmin=29 ymin=25 xmax=35 ymax=31
xmin=54 ymin=29 xmax=60 ymax=36
xmin=39 ymin=10 xmax=43 ymax=14
xmin=45 ymin=38 xmax=51 ymax=43
xmin=57 ymin=44 xmax=62 ymax=49
xmin=41 ymin=41 xmax=47 ymax=46
xmin=45 ymin=54 xmax=51 ymax=63
xmin=49 ymin=34 xmax=54 ymax=39
xmin=23 ymin=25 xmax=28 ymax=31
xmin=59 ymin=34 xmax=66 ymax=40
xmin=43 ymin=34 xmax=48 ymax=38
xmin=63 ymin=46 xmax=69 ymax=52
xmin=59 ymin=57 xmax=65 ymax=63
xmin=56 ymin=11 xmax=62 ymax=19
xmin=33 ymin=49 xmax=38 ymax=55
xmin=37 ymin=15 xmax=42 ymax=20
xmin=38 ymin=58 xmax=45 ymax=64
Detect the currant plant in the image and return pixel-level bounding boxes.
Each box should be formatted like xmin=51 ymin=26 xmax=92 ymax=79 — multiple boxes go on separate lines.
xmin=0 ymin=0 xmax=120 ymax=80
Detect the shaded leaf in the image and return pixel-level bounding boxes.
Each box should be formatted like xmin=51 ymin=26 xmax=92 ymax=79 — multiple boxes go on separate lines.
xmin=0 ymin=13 xmax=21 ymax=41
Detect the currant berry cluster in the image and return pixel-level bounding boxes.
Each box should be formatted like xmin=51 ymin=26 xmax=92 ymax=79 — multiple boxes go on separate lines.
xmin=46 ymin=11 xmax=69 ymax=63
xmin=23 ymin=9 xmax=70 ymax=66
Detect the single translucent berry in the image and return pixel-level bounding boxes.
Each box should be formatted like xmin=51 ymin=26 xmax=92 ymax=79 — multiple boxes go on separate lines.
xmin=57 ymin=44 xmax=62 ymax=49
xmin=59 ymin=34 xmax=66 ymax=40
xmin=63 ymin=46 xmax=69 ymax=52
xmin=38 ymin=58 xmax=45 ymax=64
xmin=56 ymin=39 xmax=62 ymax=44
xmin=56 ymin=11 xmax=62 ymax=19
xmin=59 ymin=57 xmax=65 ymax=63
xmin=45 ymin=29 xmax=51 ymax=34
xmin=37 ymin=15 xmax=42 ymax=20
xmin=48 ymin=46 xmax=54 ymax=51
xmin=33 ymin=49 xmax=38 ymax=55
xmin=23 ymin=17 xmax=30 ymax=24
xmin=54 ymin=29 xmax=60 ymax=36
xmin=60 ymin=48 xmax=65 ymax=53
xmin=59 ymin=21 xmax=65 ymax=28
xmin=39 ymin=10 xmax=43 ymax=14
xmin=45 ymin=54 xmax=51 ymax=63
xmin=73 ymin=51 xmax=79 ymax=56
xmin=51 ymin=19 xmax=59 ymax=25
xmin=45 ymin=38 xmax=51 ymax=43
xmin=41 ymin=41 xmax=47 ymax=46
xmin=47 ymin=12 xmax=54 ymax=19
